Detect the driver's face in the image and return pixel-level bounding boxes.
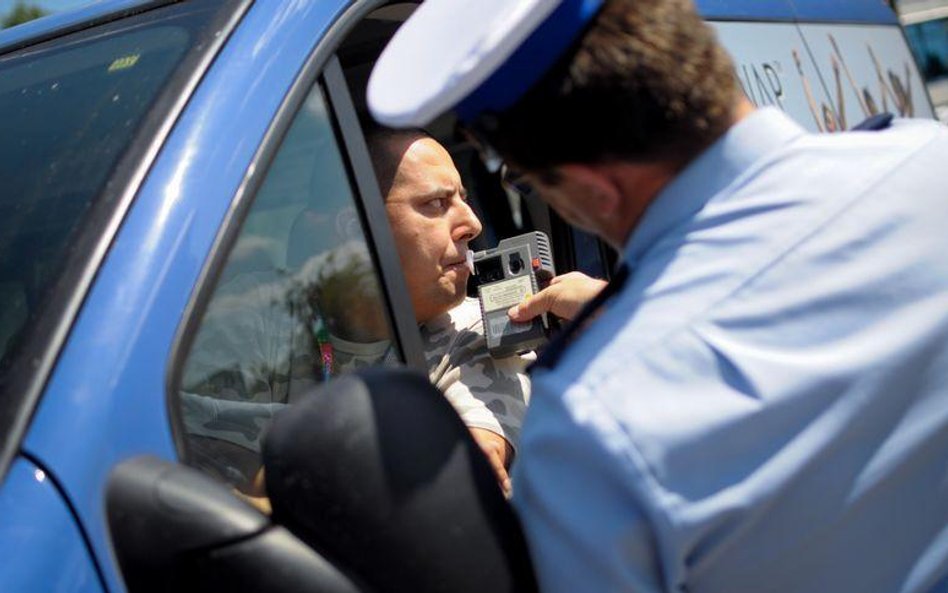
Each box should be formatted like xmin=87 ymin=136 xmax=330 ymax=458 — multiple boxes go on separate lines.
xmin=385 ymin=137 xmax=482 ymax=323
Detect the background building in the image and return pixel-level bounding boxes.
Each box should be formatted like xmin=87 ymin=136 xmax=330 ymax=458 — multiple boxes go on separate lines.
xmin=2 ymin=0 xmax=946 ymax=121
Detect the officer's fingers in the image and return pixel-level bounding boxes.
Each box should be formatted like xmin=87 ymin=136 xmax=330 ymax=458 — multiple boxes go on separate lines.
xmin=546 ymin=272 xmax=607 ymax=319
xmin=510 ymin=273 xmax=607 ymax=321
xmin=548 ymin=273 xmax=571 ymax=285
xmin=552 ymin=271 xmax=607 ymax=293
xmin=507 ymin=287 xmax=557 ymax=322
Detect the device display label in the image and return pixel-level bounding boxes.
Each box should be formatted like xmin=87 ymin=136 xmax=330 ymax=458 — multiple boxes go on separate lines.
xmin=489 ymin=315 xmax=533 ymax=337
xmin=480 ymin=276 xmax=533 ymax=312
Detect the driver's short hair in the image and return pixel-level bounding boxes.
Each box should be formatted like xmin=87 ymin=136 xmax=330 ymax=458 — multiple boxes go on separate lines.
xmin=363 ymin=126 xmax=430 ymax=199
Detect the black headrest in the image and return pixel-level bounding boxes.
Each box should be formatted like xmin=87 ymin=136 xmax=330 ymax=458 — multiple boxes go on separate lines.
xmin=263 ymin=367 xmax=537 ymax=593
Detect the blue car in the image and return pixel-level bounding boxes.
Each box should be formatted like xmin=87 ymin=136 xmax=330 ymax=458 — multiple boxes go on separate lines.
xmin=0 ymin=1 xmax=933 ymax=592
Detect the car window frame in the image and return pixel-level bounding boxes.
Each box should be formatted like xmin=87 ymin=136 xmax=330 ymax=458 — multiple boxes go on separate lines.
xmin=322 ymin=54 xmax=427 ymax=367
xmin=0 ymin=0 xmax=252 ymax=484
xmin=166 ymin=0 xmax=426 ymax=463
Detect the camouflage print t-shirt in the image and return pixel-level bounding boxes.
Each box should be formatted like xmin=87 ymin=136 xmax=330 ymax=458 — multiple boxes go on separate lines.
xmin=332 ymin=298 xmax=534 ymax=449
xmin=181 ymin=297 xmax=533 ymax=487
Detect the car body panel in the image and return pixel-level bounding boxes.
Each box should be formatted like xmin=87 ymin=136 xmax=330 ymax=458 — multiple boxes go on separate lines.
xmin=694 ymin=0 xmax=898 ymax=24
xmin=695 ymin=0 xmax=797 ymax=22
xmin=20 ymin=2 xmax=351 ymax=590
xmin=789 ymin=0 xmax=899 ymax=25
xmin=0 ymin=457 xmax=105 ymax=593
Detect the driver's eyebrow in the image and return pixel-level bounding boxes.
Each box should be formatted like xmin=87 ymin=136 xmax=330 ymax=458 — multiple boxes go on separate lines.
xmin=416 ymin=186 xmax=454 ymax=201
xmin=416 ymin=184 xmax=465 ymax=201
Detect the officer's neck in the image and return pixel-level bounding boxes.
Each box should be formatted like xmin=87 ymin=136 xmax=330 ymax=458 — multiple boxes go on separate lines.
xmin=608 ymin=98 xmax=756 ymax=247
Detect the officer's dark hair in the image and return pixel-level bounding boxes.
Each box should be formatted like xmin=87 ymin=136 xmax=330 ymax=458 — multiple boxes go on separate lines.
xmin=474 ymin=0 xmax=741 ymax=173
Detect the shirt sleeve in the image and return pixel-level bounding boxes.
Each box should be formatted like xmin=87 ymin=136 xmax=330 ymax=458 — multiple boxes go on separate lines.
xmin=512 ymin=379 xmax=666 ymax=593
xmin=438 ymin=345 xmax=533 ymax=449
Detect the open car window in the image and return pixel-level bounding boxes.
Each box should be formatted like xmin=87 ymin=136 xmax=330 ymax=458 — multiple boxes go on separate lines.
xmin=171 ymin=0 xmax=616 ymax=493
xmin=174 ymin=84 xmax=400 ymax=491
xmin=336 ymin=3 xmax=614 ymax=280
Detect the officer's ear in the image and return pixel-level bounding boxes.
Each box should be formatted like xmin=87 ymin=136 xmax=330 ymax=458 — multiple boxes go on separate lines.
xmin=557 ymin=163 xmax=622 ymax=217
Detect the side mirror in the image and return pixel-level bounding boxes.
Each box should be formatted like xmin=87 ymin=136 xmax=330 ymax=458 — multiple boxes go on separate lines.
xmin=106 ymin=456 xmax=362 ymax=593
xmin=264 ymin=367 xmax=538 ymax=593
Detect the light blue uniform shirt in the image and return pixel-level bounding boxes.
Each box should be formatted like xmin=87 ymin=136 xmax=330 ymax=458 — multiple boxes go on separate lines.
xmin=513 ymin=108 xmax=948 ymax=593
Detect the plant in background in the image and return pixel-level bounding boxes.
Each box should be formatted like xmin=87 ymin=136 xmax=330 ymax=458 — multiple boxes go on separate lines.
xmin=2 ymin=1 xmax=47 ymax=29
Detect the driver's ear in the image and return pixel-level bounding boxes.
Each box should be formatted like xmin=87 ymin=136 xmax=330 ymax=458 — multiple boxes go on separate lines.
xmin=557 ymin=163 xmax=622 ymax=217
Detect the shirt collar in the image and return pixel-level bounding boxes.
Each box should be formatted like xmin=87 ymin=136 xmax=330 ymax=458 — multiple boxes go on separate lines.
xmin=328 ymin=333 xmax=391 ymax=357
xmin=622 ymin=107 xmax=806 ymax=266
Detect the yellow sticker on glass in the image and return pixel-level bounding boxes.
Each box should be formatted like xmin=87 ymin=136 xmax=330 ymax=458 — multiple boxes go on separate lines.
xmin=108 ymin=54 xmax=140 ymax=73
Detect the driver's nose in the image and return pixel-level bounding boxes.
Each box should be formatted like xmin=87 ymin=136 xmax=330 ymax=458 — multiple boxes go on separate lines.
xmin=452 ymin=199 xmax=482 ymax=243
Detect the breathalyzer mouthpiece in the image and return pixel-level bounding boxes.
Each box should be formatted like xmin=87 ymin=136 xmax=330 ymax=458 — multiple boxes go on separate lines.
xmin=466 ymin=249 xmax=475 ymax=274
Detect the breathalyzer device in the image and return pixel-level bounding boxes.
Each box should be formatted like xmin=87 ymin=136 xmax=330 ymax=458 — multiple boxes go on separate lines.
xmin=469 ymin=231 xmax=555 ymax=357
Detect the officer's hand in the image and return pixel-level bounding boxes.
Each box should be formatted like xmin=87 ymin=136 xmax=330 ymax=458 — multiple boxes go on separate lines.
xmin=469 ymin=427 xmax=513 ymax=497
xmin=507 ymin=271 xmax=607 ymax=322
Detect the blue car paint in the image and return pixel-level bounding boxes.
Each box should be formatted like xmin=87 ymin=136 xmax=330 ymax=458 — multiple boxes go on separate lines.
xmin=694 ymin=0 xmax=898 ymax=24
xmin=0 ymin=458 xmax=104 ymax=593
xmin=789 ymin=0 xmax=898 ymax=25
xmin=695 ymin=0 xmax=798 ymax=22
xmin=20 ymin=1 xmax=351 ymax=591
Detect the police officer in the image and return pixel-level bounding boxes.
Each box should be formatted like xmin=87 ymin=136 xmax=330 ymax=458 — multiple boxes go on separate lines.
xmin=369 ymin=1 xmax=948 ymax=592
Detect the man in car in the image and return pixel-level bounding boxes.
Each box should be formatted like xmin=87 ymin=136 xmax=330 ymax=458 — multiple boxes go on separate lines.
xmin=368 ymin=0 xmax=948 ymax=592
xmin=331 ymin=127 xmax=532 ymax=493
xmin=183 ymin=129 xmax=530 ymax=497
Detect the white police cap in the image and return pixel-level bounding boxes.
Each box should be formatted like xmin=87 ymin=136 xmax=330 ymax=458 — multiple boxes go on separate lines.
xmin=368 ymin=0 xmax=604 ymax=128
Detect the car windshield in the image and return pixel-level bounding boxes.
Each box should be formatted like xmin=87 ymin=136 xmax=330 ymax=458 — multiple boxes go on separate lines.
xmin=0 ymin=15 xmax=195 ymax=373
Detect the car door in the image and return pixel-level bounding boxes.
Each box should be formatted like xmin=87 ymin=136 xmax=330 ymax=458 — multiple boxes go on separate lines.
xmin=1 ymin=1 xmax=408 ymax=591
xmin=166 ymin=41 xmax=426 ymax=503
xmin=0 ymin=1 xmax=609 ymax=590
